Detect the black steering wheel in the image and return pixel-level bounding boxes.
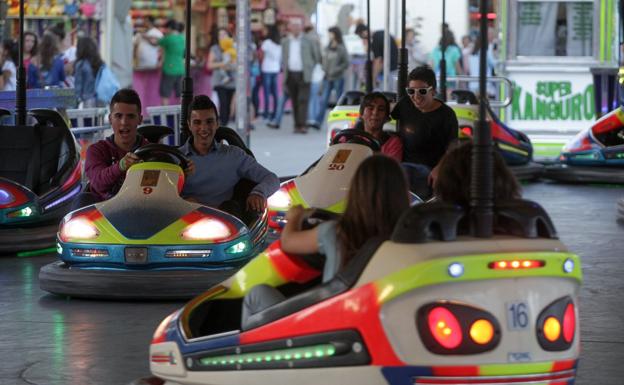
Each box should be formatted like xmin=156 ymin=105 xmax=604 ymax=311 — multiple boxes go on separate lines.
xmin=330 ymin=128 xmax=381 ymax=152
xmin=134 ymin=143 xmax=190 ymax=170
xmin=301 ymin=208 xmax=341 ymax=230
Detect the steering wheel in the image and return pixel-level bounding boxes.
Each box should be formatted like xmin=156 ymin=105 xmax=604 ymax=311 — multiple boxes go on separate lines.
xmin=134 ymin=143 xmax=190 ymax=170
xmin=301 ymin=208 xmax=341 ymax=230
xmin=330 ymin=128 xmax=381 ymax=152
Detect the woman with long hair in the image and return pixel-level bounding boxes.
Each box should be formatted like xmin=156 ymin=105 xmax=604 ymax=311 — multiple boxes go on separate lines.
xmin=281 ymin=154 xmax=410 ymax=278
xmin=23 ymin=31 xmax=41 ymax=88
xmin=0 ymin=39 xmax=18 ymax=91
xmin=74 ymin=36 xmax=104 ymax=107
xmin=38 ymin=32 xmax=65 ymax=87
xmin=260 ymin=25 xmax=282 ymax=121
xmin=433 ymin=140 xmax=521 ymax=206
xmin=242 ymin=155 xmax=410 ymax=327
xmin=313 ymin=26 xmax=349 ymax=127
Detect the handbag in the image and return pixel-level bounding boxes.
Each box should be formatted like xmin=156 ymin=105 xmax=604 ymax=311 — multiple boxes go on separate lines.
xmin=95 ymin=64 xmax=120 ymax=104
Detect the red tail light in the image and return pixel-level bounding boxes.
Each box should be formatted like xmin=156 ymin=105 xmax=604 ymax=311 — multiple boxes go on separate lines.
xmin=562 ymin=303 xmax=576 ymax=343
xmin=428 ymin=307 xmax=463 ymax=349
xmin=418 ymin=303 xmax=500 ymax=355
xmin=537 ymin=297 xmax=575 ymax=351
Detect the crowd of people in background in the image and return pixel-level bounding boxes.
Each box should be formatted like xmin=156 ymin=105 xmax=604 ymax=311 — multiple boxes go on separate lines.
xmin=0 ymin=17 xmax=498 ymax=135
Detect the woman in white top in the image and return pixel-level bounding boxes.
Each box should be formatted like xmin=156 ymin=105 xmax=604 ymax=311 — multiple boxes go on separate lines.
xmin=260 ymin=26 xmax=282 ymax=121
xmin=0 ymin=39 xmax=17 ymax=91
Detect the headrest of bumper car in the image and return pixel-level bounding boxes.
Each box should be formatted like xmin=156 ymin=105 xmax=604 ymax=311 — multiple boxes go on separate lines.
xmin=392 ymin=201 xmax=465 ymax=243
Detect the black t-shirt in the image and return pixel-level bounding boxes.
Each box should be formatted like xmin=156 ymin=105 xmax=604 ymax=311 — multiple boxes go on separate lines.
xmin=371 ymin=31 xmax=398 ymax=71
xmin=390 ymin=96 xmax=458 ymax=168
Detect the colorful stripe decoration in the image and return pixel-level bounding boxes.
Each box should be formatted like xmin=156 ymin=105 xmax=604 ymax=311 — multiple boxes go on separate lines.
xmin=382 ymin=359 xmax=577 ymax=384
xmin=63 ymin=208 xmax=242 ymax=245
xmin=235 ymin=251 xmax=580 ymax=366
xmin=375 ymin=252 xmax=581 ymax=305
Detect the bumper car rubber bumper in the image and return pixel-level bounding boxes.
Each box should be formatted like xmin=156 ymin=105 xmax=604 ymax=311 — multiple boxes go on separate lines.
xmin=509 ymin=162 xmax=544 ymax=181
xmin=38 ymin=261 xmax=239 ymax=300
xmin=0 ymin=222 xmax=58 ymax=254
xmin=543 ymin=164 xmax=624 ymax=184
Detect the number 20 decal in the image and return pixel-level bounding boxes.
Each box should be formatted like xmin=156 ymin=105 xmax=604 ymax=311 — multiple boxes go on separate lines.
xmin=328 ymin=163 xmax=345 ymax=171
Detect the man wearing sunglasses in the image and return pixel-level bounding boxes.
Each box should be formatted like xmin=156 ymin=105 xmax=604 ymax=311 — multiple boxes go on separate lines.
xmin=390 ymin=65 xmax=458 ymax=197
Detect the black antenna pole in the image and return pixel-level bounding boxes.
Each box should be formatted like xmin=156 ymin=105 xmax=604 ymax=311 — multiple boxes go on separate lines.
xmin=439 ymin=0 xmax=447 ymax=102
xmin=179 ymin=0 xmax=193 ymax=144
xmin=365 ymin=0 xmax=372 ymax=92
xmin=397 ymin=0 xmax=407 ymax=99
xmin=470 ymin=0 xmax=493 ymax=237
xmin=16 ymin=0 xmax=26 ymax=125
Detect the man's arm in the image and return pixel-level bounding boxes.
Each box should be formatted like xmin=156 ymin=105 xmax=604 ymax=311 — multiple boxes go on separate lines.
xmin=237 ymin=151 xmax=280 ymax=204
xmin=84 ymin=143 xmax=125 ymax=197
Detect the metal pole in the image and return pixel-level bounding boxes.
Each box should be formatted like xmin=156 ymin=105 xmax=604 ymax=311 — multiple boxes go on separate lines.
xmin=439 ymin=0 xmax=447 ymax=102
xmin=397 ymin=0 xmax=407 ymax=99
xmin=16 ymin=0 xmax=25 ymax=125
xmin=180 ymin=0 xmax=194 ymax=144
xmin=382 ymin=0 xmax=391 ymax=91
xmin=470 ymin=0 xmax=493 ymax=237
xmin=366 ymin=0 xmax=372 ymax=92
xmin=235 ymin=0 xmax=250 ymax=145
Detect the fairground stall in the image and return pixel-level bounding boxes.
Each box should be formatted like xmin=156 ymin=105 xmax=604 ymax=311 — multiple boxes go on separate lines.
xmin=498 ymin=0 xmax=620 ymax=158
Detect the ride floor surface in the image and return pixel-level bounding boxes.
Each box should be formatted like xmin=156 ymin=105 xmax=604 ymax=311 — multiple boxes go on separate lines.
xmin=0 ymin=182 xmax=622 ymax=385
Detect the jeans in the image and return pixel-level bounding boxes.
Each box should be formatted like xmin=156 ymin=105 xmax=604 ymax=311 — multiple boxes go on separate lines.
xmin=307 ymin=81 xmax=322 ymax=124
xmin=402 ymin=162 xmax=432 ymax=200
xmin=250 ymin=74 xmax=262 ymax=117
xmin=270 ymin=92 xmax=290 ymax=127
xmin=215 ymin=86 xmax=235 ymax=126
xmin=261 ymin=72 xmax=278 ymax=120
xmin=315 ymin=78 xmax=345 ymax=125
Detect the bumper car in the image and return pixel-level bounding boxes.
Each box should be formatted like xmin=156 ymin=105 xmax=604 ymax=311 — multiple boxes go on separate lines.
xmin=543 ymin=106 xmax=624 ymax=183
xmin=267 ymin=129 xmax=421 ymax=237
xmin=149 ymin=200 xmax=581 ymax=385
xmin=0 ymin=108 xmax=82 ymax=254
xmin=39 ymin=128 xmax=269 ymax=300
xmin=325 ymin=90 xmax=543 ymax=181
xmin=449 ymin=90 xmax=544 ymax=181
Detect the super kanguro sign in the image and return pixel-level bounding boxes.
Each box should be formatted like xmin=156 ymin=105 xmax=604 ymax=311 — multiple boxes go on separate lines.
xmin=511 ymin=81 xmax=595 ymax=121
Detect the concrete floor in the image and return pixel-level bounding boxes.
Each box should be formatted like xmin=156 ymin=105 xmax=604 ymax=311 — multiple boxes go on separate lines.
xmin=0 ymin=119 xmax=623 ymax=384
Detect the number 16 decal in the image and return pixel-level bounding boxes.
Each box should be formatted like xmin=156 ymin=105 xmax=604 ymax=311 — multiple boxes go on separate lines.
xmin=507 ymin=301 xmax=530 ymax=330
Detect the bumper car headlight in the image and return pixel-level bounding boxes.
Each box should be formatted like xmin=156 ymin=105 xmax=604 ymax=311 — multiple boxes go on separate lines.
xmin=181 ymin=218 xmax=232 ymax=241
xmin=268 ymin=188 xmax=291 ymax=209
xmin=60 ymin=217 xmax=99 ymax=241
xmin=0 ymin=189 xmax=15 ymax=206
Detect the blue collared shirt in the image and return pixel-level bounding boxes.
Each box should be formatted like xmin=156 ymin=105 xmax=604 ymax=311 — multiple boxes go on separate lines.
xmin=179 ymin=139 xmax=280 ymax=207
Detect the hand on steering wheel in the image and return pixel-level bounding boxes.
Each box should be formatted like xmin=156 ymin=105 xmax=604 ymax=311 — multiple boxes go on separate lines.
xmin=330 ymin=129 xmax=381 ymax=152
xmin=134 ymin=143 xmax=191 ymax=170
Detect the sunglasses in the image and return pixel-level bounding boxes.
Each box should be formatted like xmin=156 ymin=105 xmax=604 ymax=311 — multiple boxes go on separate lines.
xmin=406 ymin=86 xmax=432 ymax=96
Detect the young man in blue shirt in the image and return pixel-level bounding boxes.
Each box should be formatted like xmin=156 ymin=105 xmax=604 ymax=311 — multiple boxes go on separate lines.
xmin=180 ymin=95 xmax=279 ymax=217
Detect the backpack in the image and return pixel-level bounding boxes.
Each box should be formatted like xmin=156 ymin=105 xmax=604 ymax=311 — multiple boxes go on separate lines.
xmin=95 ymin=64 xmax=120 ymax=104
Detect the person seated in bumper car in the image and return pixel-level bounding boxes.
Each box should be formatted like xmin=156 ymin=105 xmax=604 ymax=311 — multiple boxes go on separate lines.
xmin=71 ymin=89 xmax=152 ymax=208
xmin=180 ymin=94 xmax=280 ymax=220
xmin=353 ymin=92 xmax=403 ymax=162
xmin=433 ymin=140 xmax=521 ymax=206
xmin=242 ymin=155 xmax=410 ymax=326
